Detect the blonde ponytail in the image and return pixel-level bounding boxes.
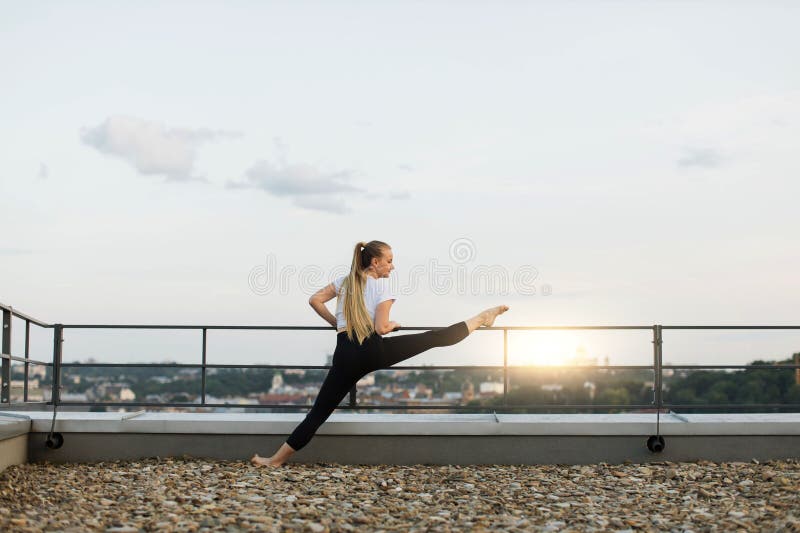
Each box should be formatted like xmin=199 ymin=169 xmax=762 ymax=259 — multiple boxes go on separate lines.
xmin=340 ymin=240 xmax=390 ymax=345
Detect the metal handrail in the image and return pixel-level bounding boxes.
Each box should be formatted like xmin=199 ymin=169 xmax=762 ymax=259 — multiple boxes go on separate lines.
xmin=2 ymin=301 xmax=800 ymax=413
xmin=0 ymin=302 xmax=52 ymax=405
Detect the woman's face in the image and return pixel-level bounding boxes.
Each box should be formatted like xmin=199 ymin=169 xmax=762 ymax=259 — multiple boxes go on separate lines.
xmin=370 ymin=247 xmax=394 ymax=278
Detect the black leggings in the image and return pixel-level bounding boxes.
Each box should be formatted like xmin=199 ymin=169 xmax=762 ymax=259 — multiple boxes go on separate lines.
xmin=285 ymin=320 xmax=470 ymax=451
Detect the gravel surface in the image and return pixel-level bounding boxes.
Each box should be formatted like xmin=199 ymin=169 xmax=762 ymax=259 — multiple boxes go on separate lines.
xmin=1 ymin=457 xmax=799 ymax=532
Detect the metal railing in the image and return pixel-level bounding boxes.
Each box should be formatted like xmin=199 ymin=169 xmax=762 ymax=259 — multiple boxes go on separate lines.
xmin=2 ymin=301 xmax=800 ymax=413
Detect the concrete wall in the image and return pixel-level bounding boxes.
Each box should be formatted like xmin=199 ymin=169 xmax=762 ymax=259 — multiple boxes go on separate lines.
xmin=0 ymin=416 xmax=30 ymax=473
xmin=2 ymin=411 xmax=797 ymax=466
xmin=24 ymin=432 xmax=800 ymax=465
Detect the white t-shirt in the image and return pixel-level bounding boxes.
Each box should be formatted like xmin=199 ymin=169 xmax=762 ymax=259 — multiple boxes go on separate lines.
xmin=332 ymin=275 xmax=398 ymax=330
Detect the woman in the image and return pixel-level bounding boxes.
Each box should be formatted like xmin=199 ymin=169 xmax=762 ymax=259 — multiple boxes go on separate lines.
xmin=251 ymin=240 xmax=509 ymax=467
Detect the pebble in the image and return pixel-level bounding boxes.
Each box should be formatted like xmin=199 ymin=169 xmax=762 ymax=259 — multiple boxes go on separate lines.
xmin=0 ymin=457 xmax=798 ymax=531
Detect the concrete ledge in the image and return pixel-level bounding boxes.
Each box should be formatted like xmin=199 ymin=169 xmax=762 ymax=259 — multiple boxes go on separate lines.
xmin=0 ymin=415 xmax=31 ymax=441
xmin=2 ymin=411 xmax=798 ymax=465
xmin=2 ymin=411 xmax=800 ymax=436
xmin=0 ymin=415 xmax=31 ymax=472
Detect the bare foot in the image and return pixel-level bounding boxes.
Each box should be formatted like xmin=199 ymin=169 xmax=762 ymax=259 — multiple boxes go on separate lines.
xmin=250 ymin=453 xmax=282 ymax=468
xmin=481 ymin=305 xmax=510 ymax=327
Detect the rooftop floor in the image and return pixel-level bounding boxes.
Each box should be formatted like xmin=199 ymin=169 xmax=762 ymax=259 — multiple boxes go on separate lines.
xmin=1 ymin=456 xmax=798 ymax=532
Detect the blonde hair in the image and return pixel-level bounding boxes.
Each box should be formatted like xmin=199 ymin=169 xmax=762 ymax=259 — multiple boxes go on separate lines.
xmin=338 ymin=240 xmax=391 ymax=345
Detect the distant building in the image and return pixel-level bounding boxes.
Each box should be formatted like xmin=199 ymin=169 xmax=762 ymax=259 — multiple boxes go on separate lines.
xmin=541 ymin=384 xmax=563 ymax=392
xmin=9 ymin=379 xmax=43 ymax=402
xmin=119 ymin=387 xmax=136 ymax=401
xmin=479 ymin=381 xmax=504 ymax=395
xmin=413 ymin=383 xmax=433 ymax=399
xmin=258 ymin=392 xmax=309 ymax=404
xmin=583 ymin=381 xmax=596 ymax=400
xmin=461 ymin=380 xmax=475 ymax=403
xmin=93 ymin=383 xmax=136 ymax=401
xmin=271 ymin=373 xmax=284 ymax=391
xmin=357 ymin=374 xmax=375 ymax=387
xmin=568 ymin=344 xmax=598 ymax=366
xmin=10 ymin=379 xmax=39 ymax=389
xmin=206 ymin=395 xmax=259 ymax=406
xmin=541 ymin=383 xmax=563 ymax=400
xmin=59 ymin=392 xmax=89 ymax=402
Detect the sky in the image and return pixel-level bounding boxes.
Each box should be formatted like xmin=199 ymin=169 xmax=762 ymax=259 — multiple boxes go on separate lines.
xmin=2 ymin=1 xmax=799 ymax=371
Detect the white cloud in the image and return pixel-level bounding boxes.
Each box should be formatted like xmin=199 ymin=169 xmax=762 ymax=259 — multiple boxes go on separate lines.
xmin=227 ymin=158 xmax=410 ymax=214
xmin=80 ymin=115 xmax=242 ymax=182
xmin=234 ymin=160 xmax=362 ymax=196
xmin=226 ymin=159 xmax=362 ymax=214
xmin=293 ymin=195 xmax=352 ymax=214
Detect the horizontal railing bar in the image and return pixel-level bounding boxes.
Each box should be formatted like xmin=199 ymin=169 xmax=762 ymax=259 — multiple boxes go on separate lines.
xmin=58 ymin=324 xmax=659 ymax=330
xmin=662 ymin=325 xmax=800 ymax=329
xmin=664 ymin=364 xmax=800 ymax=369
xmin=56 ymin=363 xmax=510 ymax=369
xmin=57 ymin=362 xmax=654 ymax=370
xmin=41 ymin=401 xmax=800 ymax=410
xmin=61 ymin=325 xmax=348 ymax=330
xmin=46 ymin=402 xmax=661 ymax=409
xmin=4 ymin=360 xmax=796 ymax=370
xmin=0 ymin=354 xmax=52 ymax=366
xmin=54 ymin=362 xmax=800 ymax=370
xmin=57 ymin=324 xmax=800 ymax=330
xmin=664 ymin=403 xmax=800 ymax=409
xmin=0 ymin=302 xmax=52 ymax=328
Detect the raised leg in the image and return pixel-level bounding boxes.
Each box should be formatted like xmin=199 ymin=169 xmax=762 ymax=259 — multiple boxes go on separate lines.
xmin=377 ymin=305 xmax=510 ymax=369
xmin=376 ymin=321 xmax=468 ymax=369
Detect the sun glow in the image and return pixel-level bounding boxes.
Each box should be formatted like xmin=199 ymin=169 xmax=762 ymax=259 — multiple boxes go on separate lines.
xmin=510 ymin=331 xmax=593 ymax=367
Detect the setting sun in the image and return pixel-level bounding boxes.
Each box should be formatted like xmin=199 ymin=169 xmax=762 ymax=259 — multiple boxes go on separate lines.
xmin=509 ymin=331 xmax=593 ymax=367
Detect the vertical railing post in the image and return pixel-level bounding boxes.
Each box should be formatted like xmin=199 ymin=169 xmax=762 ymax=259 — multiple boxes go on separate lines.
xmin=24 ymin=320 xmax=30 ymax=402
xmin=503 ymin=328 xmax=508 ymax=407
xmin=795 ymin=352 xmax=800 ymax=387
xmin=201 ymin=328 xmax=207 ymax=406
xmin=1 ymin=308 xmax=11 ymax=404
xmin=652 ymin=324 xmax=663 ymax=412
xmin=51 ymin=324 xmax=63 ymax=406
